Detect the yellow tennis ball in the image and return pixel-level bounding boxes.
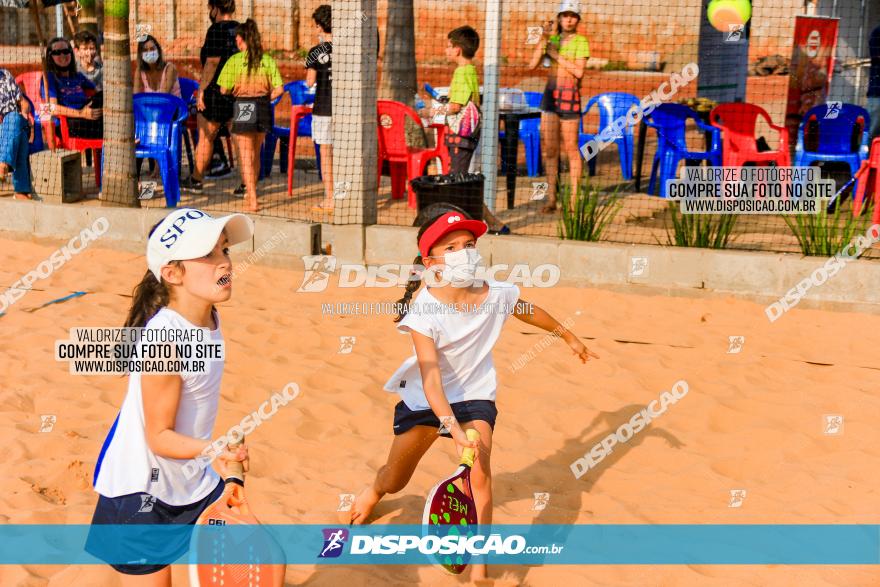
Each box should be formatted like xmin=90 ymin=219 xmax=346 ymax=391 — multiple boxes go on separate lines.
xmin=707 ymin=0 xmax=752 ymax=32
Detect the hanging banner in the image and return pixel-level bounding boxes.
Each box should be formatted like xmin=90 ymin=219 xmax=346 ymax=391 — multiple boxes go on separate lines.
xmin=785 ymin=16 xmax=840 ymax=119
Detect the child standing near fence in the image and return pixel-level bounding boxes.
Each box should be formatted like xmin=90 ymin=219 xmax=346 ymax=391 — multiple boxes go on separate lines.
xmin=307 ymin=4 xmax=335 ymax=212
xmin=424 ymin=26 xmax=509 ymax=234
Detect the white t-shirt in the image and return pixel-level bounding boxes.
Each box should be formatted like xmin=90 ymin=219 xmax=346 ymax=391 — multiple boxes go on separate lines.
xmin=93 ymin=307 xmax=223 ymax=506
xmin=383 ymin=281 xmax=520 ymax=411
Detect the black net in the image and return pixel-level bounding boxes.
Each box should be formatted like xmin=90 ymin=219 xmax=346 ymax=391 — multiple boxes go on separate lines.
xmin=2 ymin=0 xmax=878 ymax=257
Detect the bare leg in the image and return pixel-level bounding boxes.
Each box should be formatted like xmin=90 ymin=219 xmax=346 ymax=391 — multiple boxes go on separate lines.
xmin=193 ymin=115 xmax=222 ymax=181
xmin=117 ymin=566 xmax=171 ymax=586
xmin=541 ymin=112 xmax=561 ymax=212
xmin=320 ymin=143 xmax=334 ymax=207
xmin=234 ymin=132 xmax=260 ymax=212
xmin=349 ymin=426 xmax=438 ymax=525
xmin=462 ymin=420 xmax=493 ymax=581
xmin=561 ymin=118 xmax=582 ymax=214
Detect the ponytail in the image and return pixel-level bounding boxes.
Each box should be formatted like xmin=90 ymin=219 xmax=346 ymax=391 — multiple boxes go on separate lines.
xmin=125 ymin=220 xmax=180 ymax=328
xmin=237 ymin=19 xmax=264 ymax=73
xmin=124 ymin=269 xmax=173 ymax=328
xmin=394 ymin=254 xmax=424 ymax=323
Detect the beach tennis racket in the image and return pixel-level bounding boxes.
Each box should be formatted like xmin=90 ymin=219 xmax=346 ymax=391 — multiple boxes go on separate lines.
xmin=189 ymin=441 xmax=284 ymax=587
xmin=422 ymin=429 xmax=480 ymax=574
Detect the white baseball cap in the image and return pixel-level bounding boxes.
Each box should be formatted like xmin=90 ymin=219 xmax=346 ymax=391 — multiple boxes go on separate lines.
xmin=557 ymin=0 xmax=581 ymax=16
xmin=146 ymin=208 xmax=254 ymax=281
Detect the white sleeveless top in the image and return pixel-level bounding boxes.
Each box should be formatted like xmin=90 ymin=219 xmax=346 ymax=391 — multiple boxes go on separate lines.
xmin=93 ymin=307 xmax=223 ymax=505
xmin=383 ymin=281 xmax=520 ymax=410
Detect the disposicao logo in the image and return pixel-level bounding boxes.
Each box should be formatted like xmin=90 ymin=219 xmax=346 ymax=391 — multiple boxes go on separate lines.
xmin=318 ymin=528 xmax=348 ymax=558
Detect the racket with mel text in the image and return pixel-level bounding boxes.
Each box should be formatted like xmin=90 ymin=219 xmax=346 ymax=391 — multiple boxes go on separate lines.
xmin=189 ymin=440 xmax=285 ymax=586
xmin=422 ymin=428 xmax=480 ymax=574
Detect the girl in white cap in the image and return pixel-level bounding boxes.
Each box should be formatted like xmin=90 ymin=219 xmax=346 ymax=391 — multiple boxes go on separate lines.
xmin=529 ymin=0 xmax=590 ymax=214
xmin=348 ymin=208 xmax=599 ymax=581
xmin=86 ymin=208 xmax=254 ymax=585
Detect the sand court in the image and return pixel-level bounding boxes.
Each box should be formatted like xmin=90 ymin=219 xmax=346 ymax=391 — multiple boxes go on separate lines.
xmin=0 ymin=236 xmax=878 ymax=586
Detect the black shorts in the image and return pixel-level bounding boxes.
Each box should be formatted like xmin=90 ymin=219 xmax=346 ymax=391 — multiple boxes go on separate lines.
xmin=201 ymin=84 xmax=234 ymax=124
xmin=393 ymin=399 xmax=498 ymax=436
xmin=540 ymin=79 xmax=582 ymax=121
xmin=84 ymin=480 xmax=224 ymax=575
xmin=231 ymin=96 xmax=272 ymax=134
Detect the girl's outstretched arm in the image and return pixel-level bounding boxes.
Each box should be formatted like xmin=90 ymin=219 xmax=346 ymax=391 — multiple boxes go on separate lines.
xmin=412 ymin=331 xmax=479 ymax=452
xmin=513 ymin=299 xmax=599 ymax=363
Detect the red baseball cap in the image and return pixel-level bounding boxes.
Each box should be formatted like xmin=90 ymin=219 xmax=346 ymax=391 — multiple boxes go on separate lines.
xmin=418 ymin=212 xmax=487 ymax=258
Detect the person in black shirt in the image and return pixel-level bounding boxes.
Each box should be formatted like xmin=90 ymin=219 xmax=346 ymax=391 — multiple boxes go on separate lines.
xmin=306 ymin=5 xmax=334 ymax=211
xmin=868 ymin=25 xmax=880 ymax=140
xmin=182 ymin=0 xmax=239 ymax=193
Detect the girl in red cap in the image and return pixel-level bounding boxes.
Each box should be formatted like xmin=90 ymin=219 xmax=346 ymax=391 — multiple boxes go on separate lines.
xmin=348 ymin=208 xmax=598 ymax=580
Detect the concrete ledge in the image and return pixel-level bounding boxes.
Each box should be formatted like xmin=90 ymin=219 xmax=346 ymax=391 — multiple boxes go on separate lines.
xmin=365 ymin=224 xmax=417 ymax=265
xmin=324 ymin=223 xmax=365 ymax=265
xmin=363 ymin=224 xmax=880 ymax=310
xmin=2 ymin=200 xmax=878 ymax=311
xmin=0 ymin=199 xmax=319 ymax=266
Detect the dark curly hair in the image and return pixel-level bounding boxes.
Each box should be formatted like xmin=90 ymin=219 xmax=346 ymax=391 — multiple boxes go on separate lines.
xmin=313 ymin=4 xmax=331 ymax=34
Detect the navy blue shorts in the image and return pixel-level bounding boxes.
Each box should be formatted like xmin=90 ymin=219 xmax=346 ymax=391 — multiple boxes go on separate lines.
xmin=393 ymin=399 xmax=497 ymax=436
xmin=85 ymin=480 xmax=224 ymax=575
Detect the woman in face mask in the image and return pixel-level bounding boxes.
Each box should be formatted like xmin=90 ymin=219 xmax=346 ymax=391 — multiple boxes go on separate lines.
xmin=347 ymin=207 xmax=598 ymax=580
xmin=134 ymin=35 xmax=181 ymax=98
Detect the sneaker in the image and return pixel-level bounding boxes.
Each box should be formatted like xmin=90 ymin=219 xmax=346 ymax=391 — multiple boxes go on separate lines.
xmin=180 ymin=176 xmax=204 ymax=193
xmin=489 ymin=225 xmax=511 ymax=235
xmin=206 ymin=163 xmax=232 ymax=179
xmin=232 ymin=183 xmax=246 ymax=198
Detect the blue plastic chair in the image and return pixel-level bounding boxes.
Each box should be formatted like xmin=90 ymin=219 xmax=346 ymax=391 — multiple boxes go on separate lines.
xmin=579 ymin=92 xmax=641 ymax=180
xmin=645 ymin=103 xmax=722 ymax=198
xmin=795 ymin=103 xmax=871 ymax=200
xmin=178 ymin=77 xmax=199 ymax=173
xmin=260 ymin=80 xmax=322 ymax=179
xmin=498 ymin=90 xmax=543 ymax=177
xmin=133 ymin=93 xmax=188 ymax=207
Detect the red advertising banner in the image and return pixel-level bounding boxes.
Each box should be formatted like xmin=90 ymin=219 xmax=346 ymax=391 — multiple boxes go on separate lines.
xmin=786 ymin=16 xmax=840 ymax=120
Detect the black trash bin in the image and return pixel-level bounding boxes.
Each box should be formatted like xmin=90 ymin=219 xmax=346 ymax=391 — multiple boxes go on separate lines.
xmin=410 ymin=173 xmax=484 ymax=225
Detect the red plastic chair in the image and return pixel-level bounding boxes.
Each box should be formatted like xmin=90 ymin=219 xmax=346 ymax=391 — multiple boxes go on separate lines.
xmin=15 ymin=71 xmax=44 ymax=107
xmin=377 ymin=99 xmax=449 ymax=207
xmin=57 ymin=114 xmax=103 ymax=187
xmin=709 ymin=103 xmax=790 ymax=167
xmin=286 ymin=104 xmax=315 ymax=196
xmin=20 ymin=70 xmax=102 ymax=181
xmin=852 ymin=138 xmax=880 ymax=225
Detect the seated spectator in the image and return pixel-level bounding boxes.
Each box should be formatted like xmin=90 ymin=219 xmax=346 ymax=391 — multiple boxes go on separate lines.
xmin=134 ymin=35 xmax=181 ymax=97
xmin=0 ymin=68 xmax=33 ymax=200
xmin=73 ymin=30 xmax=103 ymax=91
xmin=41 ymin=37 xmax=103 ymax=141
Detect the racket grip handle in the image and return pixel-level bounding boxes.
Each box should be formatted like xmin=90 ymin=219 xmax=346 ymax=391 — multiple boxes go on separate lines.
xmin=460 ymin=429 xmax=480 ymax=468
xmin=226 ymin=438 xmax=245 ymax=480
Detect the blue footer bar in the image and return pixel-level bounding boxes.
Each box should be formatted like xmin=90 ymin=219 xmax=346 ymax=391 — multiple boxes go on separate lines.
xmin=1 ymin=524 xmax=878 ymax=565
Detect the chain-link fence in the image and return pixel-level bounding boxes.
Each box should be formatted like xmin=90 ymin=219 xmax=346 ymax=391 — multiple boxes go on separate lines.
xmin=2 ymin=0 xmax=878 ymax=257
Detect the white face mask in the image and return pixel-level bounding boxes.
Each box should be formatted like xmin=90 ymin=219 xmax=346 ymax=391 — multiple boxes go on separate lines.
xmin=143 ymin=50 xmax=159 ymax=64
xmin=434 ymin=248 xmax=482 ymax=287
